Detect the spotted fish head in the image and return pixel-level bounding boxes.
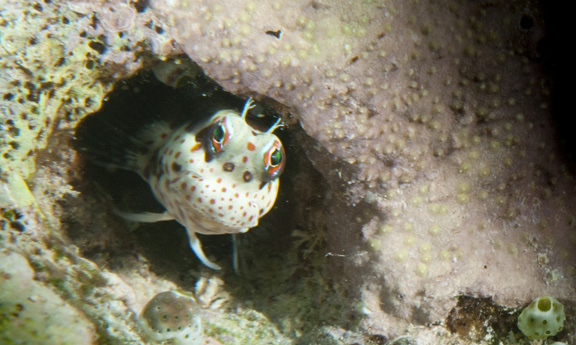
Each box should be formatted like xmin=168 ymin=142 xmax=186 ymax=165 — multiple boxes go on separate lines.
xmin=151 ymin=98 xmax=285 ymax=235
xmin=202 ymin=108 xmax=285 ymax=184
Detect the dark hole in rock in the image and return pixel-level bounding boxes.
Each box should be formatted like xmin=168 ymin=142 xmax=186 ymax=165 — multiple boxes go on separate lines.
xmin=520 ymin=14 xmax=534 ymax=30
xmin=68 ymin=56 xmax=329 ymax=283
xmin=29 ymin=55 xmax=356 ymax=343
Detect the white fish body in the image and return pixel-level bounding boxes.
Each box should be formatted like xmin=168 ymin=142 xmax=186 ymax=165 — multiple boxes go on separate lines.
xmin=118 ymin=98 xmax=285 ymax=270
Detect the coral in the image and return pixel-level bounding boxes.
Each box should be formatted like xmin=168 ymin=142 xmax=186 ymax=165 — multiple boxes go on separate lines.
xmin=0 ymin=0 xmax=175 ymax=183
xmin=0 ymin=250 xmax=95 ymax=345
xmin=148 ymin=0 xmax=576 ymax=340
xmin=1 ymin=0 xmax=575 ymax=343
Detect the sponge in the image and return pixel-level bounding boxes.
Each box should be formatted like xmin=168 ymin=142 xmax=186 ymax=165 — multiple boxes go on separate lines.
xmin=517 ymin=296 xmax=565 ymax=339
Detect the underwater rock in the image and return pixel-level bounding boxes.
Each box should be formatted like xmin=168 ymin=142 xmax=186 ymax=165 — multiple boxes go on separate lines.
xmin=149 ymin=0 xmax=576 ymax=339
xmin=1 ymin=0 xmax=575 ymax=343
xmin=0 ymin=251 xmax=96 ymax=345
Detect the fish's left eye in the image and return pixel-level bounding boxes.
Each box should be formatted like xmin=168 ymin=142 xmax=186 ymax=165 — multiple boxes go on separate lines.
xmin=211 ymin=120 xmax=230 ymax=153
xmin=264 ymin=141 xmax=285 ymax=178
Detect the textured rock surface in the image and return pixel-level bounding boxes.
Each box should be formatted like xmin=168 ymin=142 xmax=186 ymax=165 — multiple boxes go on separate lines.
xmin=1 ymin=0 xmax=170 ymax=206
xmin=149 ymin=0 xmax=576 ymax=338
xmin=1 ymin=0 xmax=294 ymax=344
xmin=0 ymin=251 xmax=96 ymax=345
xmin=1 ymin=0 xmax=574 ymax=343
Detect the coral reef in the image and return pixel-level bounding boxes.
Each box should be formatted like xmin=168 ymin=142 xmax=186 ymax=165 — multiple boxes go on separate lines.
xmin=0 ymin=251 xmax=95 ymax=345
xmin=0 ymin=0 xmax=171 ymax=204
xmin=149 ymin=0 xmax=576 ymax=338
xmin=1 ymin=0 xmax=574 ymax=343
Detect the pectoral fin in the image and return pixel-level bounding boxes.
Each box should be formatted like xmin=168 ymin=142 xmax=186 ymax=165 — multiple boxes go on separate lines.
xmin=115 ymin=210 xmax=175 ymax=223
xmin=188 ymin=232 xmax=221 ymax=270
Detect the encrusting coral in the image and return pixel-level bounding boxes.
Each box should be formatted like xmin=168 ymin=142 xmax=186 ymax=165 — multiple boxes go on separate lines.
xmin=149 ymin=0 xmax=575 ymax=338
xmin=1 ymin=0 xmax=574 ymax=343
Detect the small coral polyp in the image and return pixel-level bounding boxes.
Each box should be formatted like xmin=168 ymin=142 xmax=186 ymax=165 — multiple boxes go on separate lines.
xmin=517 ymin=296 xmax=566 ymax=340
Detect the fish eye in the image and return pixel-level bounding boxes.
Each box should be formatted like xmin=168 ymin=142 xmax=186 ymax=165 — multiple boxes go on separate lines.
xmin=211 ymin=120 xmax=229 ymax=153
xmin=264 ymin=141 xmax=285 ymax=178
xmin=213 ymin=125 xmax=224 ymax=143
xmin=270 ymin=148 xmax=282 ymax=166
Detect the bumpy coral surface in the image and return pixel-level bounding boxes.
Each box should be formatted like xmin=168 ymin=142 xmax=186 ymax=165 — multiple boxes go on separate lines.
xmin=2 ymin=0 xmax=575 ymax=343
xmin=149 ymin=0 xmax=576 ymax=337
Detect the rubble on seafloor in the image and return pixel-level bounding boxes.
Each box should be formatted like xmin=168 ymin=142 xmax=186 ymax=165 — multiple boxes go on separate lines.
xmin=1 ymin=0 xmax=574 ymax=344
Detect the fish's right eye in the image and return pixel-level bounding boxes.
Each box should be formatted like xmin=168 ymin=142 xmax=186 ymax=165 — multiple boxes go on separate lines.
xmin=211 ymin=120 xmax=230 ymax=153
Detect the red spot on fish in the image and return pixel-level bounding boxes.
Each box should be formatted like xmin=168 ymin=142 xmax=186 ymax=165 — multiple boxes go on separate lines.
xmin=242 ymin=156 xmax=248 ymax=163
xmin=209 ymin=199 xmax=215 ymax=204
xmin=197 ymin=197 xmax=203 ymax=203
xmin=216 ymin=178 xmax=222 ymax=183
xmin=247 ymin=142 xmax=255 ymax=151
xmin=221 ymin=187 xmax=227 ymax=192
xmin=190 ymin=143 xmax=201 ymax=152
xmin=175 ymin=152 xmax=181 ymax=159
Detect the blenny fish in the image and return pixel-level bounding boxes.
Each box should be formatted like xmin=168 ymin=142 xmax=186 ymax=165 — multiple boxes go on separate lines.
xmin=79 ymin=93 xmax=285 ymax=270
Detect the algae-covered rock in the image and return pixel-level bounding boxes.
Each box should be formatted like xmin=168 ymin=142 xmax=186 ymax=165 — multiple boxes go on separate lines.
xmin=0 ymin=250 xmax=96 ymax=345
xmin=1 ymin=0 xmax=574 ymax=343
